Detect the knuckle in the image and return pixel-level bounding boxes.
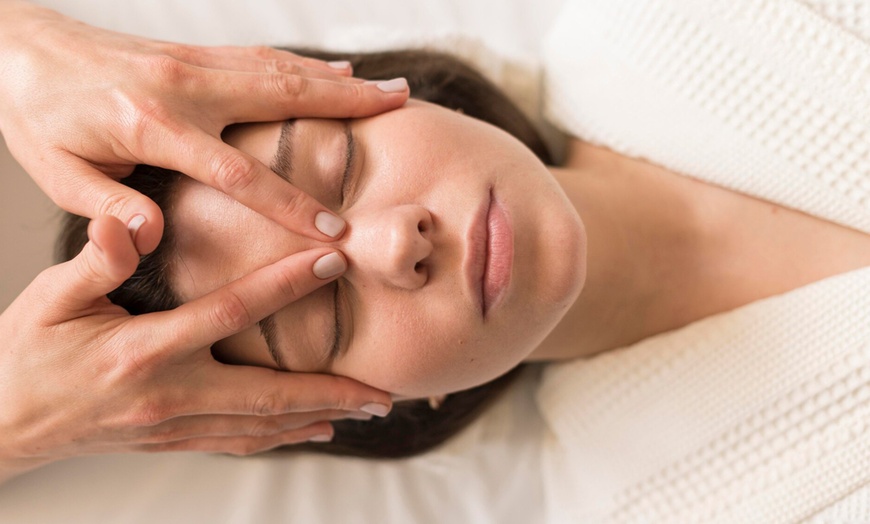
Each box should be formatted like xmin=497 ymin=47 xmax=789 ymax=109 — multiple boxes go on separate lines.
xmin=210 ymin=291 xmax=253 ymax=333
xmin=94 ymin=190 xmax=132 ymax=219
xmin=249 ymin=418 xmax=282 ymax=438
xmin=267 ymin=73 xmax=306 ymax=100
xmin=124 ymin=398 xmax=172 ymax=428
xmin=248 ymin=390 xmax=284 ymax=416
xmin=250 ymin=45 xmax=276 ymax=60
xmin=73 ymin=248 xmax=103 ymax=285
xmin=272 ymin=188 xmax=306 ymax=222
xmin=115 ymin=341 xmax=167 ymax=379
xmin=211 ymin=152 xmax=257 ymax=194
xmin=161 ymin=43 xmax=194 ymax=62
xmin=115 ymin=93 xmax=175 ymax=147
xmin=321 ymin=376 xmax=355 ymax=411
xmin=149 ymin=54 xmax=189 ymax=84
xmin=271 ymin=265 xmax=305 ymax=302
xmin=273 ymin=61 xmax=302 ymax=75
xmin=345 ymin=83 xmax=368 ymax=113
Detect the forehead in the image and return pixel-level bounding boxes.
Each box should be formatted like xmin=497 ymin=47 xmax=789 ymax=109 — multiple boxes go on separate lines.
xmin=170 ymin=178 xmax=291 ymax=302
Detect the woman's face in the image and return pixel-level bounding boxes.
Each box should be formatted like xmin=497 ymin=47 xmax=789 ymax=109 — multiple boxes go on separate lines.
xmin=171 ymin=100 xmax=586 ymax=397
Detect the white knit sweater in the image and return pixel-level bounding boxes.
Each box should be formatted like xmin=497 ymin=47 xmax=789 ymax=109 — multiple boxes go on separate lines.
xmin=538 ymin=1 xmax=870 ymax=522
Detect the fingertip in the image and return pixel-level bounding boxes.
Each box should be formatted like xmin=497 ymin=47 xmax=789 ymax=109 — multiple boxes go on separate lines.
xmin=365 ymin=77 xmax=409 ymax=94
xmin=314 ymin=211 xmax=346 ymax=239
xmin=326 ymin=60 xmax=353 ymax=76
xmin=126 ymin=200 xmax=165 ymax=255
xmin=312 ymin=251 xmax=347 ymax=280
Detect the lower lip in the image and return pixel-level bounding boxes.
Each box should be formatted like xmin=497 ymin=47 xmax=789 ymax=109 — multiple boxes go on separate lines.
xmin=483 ymin=196 xmax=513 ymax=318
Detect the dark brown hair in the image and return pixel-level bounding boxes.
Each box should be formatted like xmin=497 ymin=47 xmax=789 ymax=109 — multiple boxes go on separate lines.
xmin=58 ymin=49 xmax=552 ymax=459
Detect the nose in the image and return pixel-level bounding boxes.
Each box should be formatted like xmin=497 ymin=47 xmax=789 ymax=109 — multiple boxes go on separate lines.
xmin=342 ymin=204 xmax=434 ymax=289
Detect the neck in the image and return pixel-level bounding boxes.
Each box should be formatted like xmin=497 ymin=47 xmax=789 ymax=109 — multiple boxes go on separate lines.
xmin=529 ymin=142 xmax=728 ymax=361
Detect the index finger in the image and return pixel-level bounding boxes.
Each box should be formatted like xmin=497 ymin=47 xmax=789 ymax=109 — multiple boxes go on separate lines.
xmin=145 ymin=248 xmax=347 ymax=351
xmin=154 ymin=131 xmax=347 ymax=240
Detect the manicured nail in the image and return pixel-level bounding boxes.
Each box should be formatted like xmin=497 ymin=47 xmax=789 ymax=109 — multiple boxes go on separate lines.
xmin=345 ymin=412 xmax=374 ymax=421
xmin=308 ymin=434 xmax=333 ymax=443
xmin=359 ymin=403 xmax=390 ymax=417
xmin=127 ymin=215 xmax=146 ymax=241
xmin=315 ymin=211 xmax=346 ymax=238
xmin=313 ymin=252 xmax=346 ymax=280
xmin=373 ymin=77 xmax=408 ymax=93
xmin=327 ymin=60 xmax=351 ymax=69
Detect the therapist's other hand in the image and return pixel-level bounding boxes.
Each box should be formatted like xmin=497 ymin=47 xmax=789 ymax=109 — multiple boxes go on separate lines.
xmin=0 ymin=216 xmax=392 ymax=484
xmin=0 ymin=1 xmax=409 ymax=254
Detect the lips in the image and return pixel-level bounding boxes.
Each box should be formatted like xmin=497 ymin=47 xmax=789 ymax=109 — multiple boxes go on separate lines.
xmin=465 ymin=188 xmax=514 ymax=319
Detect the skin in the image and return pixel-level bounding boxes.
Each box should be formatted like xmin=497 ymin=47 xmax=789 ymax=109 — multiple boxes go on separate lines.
xmin=171 ymin=100 xmax=586 ymax=397
xmin=170 ymin=101 xmax=870 ymax=398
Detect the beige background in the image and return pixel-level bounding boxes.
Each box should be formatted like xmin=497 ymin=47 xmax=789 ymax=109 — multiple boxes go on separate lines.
xmin=0 ymin=134 xmax=60 ymax=310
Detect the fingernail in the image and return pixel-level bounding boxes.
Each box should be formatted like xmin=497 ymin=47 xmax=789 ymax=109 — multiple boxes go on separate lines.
xmin=373 ymin=77 xmax=408 ymax=93
xmin=308 ymin=434 xmax=333 ymax=443
xmin=127 ymin=215 xmax=146 ymax=241
xmin=327 ymin=60 xmax=351 ymax=69
xmin=313 ymin=252 xmax=346 ymax=280
xmin=315 ymin=211 xmax=346 ymax=238
xmin=345 ymin=412 xmax=374 ymax=421
xmin=359 ymin=403 xmax=390 ymax=417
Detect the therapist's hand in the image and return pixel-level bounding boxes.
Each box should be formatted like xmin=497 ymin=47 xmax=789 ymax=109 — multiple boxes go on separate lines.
xmin=0 ymin=216 xmax=392 ymax=484
xmin=0 ymin=1 xmax=409 ymax=254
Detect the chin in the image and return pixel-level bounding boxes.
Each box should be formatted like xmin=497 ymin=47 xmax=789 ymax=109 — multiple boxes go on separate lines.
xmin=522 ymin=210 xmax=587 ymax=366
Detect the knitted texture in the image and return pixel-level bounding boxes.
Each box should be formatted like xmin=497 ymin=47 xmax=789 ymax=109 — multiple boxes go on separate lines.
xmin=538 ymin=0 xmax=870 ymax=522
xmin=543 ymin=0 xmax=870 ymax=237
xmin=538 ymin=266 xmax=870 ymax=523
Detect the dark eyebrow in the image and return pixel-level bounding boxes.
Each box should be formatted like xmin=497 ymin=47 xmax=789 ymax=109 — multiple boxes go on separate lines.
xmin=258 ymin=314 xmax=287 ymax=370
xmin=270 ymin=119 xmax=297 ymax=184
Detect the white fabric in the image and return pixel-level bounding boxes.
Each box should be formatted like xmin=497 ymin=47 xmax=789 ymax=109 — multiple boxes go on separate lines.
xmin=539 ymin=0 xmax=870 ymax=522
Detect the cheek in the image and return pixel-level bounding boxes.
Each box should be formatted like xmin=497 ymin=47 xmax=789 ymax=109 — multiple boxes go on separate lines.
xmin=346 ymin=306 xmax=526 ymax=397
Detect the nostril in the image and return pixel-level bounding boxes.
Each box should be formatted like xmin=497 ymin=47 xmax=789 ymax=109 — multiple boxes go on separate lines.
xmin=417 ymin=222 xmax=425 ymax=233
xmin=414 ymin=262 xmax=423 ymax=273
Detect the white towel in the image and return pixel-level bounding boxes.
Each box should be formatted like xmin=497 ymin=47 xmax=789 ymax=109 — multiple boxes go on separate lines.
xmin=538 ymin=1 xmax=870 ymax=522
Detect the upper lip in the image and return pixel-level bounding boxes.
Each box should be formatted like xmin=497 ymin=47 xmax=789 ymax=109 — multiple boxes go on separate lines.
xmin=464 ymin=189 xmax=492 ymax=317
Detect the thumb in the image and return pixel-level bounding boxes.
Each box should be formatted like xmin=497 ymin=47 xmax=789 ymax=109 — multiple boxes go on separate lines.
xmin=40 ymin=215 xmax=141 ymax=316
